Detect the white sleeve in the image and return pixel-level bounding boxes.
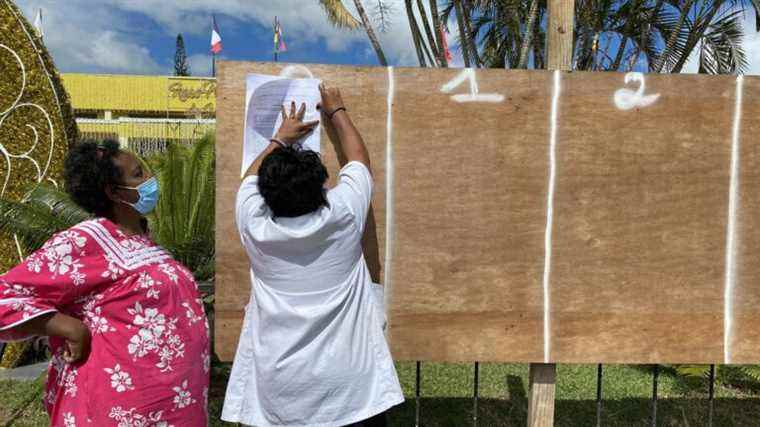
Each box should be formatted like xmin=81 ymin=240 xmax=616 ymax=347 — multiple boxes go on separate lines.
xmin=235 ymin=175 xmax=268 ymax=237
xmin=329 ymin=161 xmax=373 ymax=233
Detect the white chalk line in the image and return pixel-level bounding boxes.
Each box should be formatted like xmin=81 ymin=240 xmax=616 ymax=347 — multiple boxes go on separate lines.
xmin=383 ymin=66 xmax=395 ymax=338
xmin=724 ymin=75 xmax=744 ymax=364
xmin=542 ymin=70 xmax=561 ymax=363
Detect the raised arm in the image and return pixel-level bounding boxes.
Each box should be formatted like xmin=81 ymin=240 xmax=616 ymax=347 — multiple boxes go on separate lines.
xmin=319 ymin=83 xmax=371 ymax=173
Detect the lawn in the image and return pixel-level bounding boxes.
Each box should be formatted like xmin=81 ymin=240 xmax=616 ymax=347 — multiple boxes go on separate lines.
xmin=4 ymin=362 xmax=760 ymax=426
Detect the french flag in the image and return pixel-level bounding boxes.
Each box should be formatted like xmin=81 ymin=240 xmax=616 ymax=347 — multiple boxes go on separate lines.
xmin=210 ymin=15 xmax=222 ymax=54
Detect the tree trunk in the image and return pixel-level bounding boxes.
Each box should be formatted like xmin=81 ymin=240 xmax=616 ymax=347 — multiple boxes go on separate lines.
xmin=454 ymin=0 xmax=471 ymax=67
xmin=430 ymin=0 xmax=448 ymax=67
xmin=517 ymin=0 xmax=540 ymax=69
xmin=589 ymin=31 xmax=600 ymax=70
xmin=653 ymin=0 xmax=695 ymax=72
xmin=631 ymin=0 xmax=664 ymax=71
xmin=611 ymin=35 xmax=628 ymax=71
xmin=461 ymin=0 xmax=481 ymax=67
xmin=415 ymin=0 xmax=441 ymax=66
xmin=405 ymin=0 xmax=428 ymax=67
xmin=354 ymin=0 xmax=388 ymax=66
xmin=533 ymin=17 xmax=545 ymax=69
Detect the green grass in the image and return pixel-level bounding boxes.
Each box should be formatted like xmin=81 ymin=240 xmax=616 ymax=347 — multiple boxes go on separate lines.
xmin=4 ymin=362 xmax=760 ymax=426
xmin=0 ymin=374 xmax=49 ymax=427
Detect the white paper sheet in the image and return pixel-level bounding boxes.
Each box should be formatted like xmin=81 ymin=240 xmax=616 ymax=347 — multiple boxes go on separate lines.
xmin=241 ymin=74 xmax=322 ymax=177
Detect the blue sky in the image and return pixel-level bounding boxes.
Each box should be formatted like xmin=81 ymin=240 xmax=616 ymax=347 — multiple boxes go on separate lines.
xmin=15 ymin=1 xmax=760 ymax=76
xmin=16 ymin=0 xmax=434 ymax=76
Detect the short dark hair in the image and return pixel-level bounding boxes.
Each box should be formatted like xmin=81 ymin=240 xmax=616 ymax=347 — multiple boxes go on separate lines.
xmin=258 ymin=147 xmax=329 ymax=217
xmin=64 ymin=139 xmax=123 ymax=215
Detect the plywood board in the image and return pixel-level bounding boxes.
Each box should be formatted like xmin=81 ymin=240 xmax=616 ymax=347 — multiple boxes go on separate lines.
xmin=216 ymin=60 xmax=760 ymax=364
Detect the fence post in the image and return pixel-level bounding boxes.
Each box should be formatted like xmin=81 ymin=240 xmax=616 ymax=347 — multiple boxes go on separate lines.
xmin=528 ymin=363 xmax=556 ymax=426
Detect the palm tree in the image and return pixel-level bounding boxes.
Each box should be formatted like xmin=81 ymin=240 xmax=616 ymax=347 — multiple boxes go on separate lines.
xmin=459 ymin=0 xmax=752 ymax=75
xmin=606 ymin=0 xmax=753 ymax=74
xmin=430 ymin=0 xmax=449 ymax=66
xmin=517 ymin=0 xmax=541 ymax=68
xmin=462 ymin=0 xmax=540 ymax=69
xmin=405 ymin=0 xmax=454 ymax=67
xmin=319 ymin=0 xmax=389 ymax=66
xmin=406 ymin=0 xmax=432 ymax=66
xmin=146 ymin=134 xmax=216 ymax=281
xmin=669 ymin=3 xmax=750 ymax=73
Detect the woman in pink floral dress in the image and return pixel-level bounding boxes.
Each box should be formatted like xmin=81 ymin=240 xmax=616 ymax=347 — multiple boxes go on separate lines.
xmin=0 ymin=140 xmax=209 ymax=426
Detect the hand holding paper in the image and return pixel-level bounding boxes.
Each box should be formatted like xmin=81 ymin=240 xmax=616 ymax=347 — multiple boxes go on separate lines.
xmin=241 ymin=73 xmax=322 ymax=176
xmin=274 ymin=101 xmax=319 ymax=145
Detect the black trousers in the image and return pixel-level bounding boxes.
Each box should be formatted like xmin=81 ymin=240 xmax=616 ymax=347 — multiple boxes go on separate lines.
xmin=343 ymin=411 xmax=387 ymax=427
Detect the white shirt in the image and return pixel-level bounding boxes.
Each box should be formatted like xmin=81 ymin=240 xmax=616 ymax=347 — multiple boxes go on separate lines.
xmin=222 ymin=161 xmax=404 ymax=427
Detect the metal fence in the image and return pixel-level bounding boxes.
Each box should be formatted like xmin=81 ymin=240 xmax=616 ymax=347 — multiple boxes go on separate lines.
xmin=409 ymin=362 xmax=717 ymax=427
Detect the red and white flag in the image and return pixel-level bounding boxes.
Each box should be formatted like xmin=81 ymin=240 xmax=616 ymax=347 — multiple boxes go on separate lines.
xmin=440 ymin=25 xmax=453 ymax=62
xmin=210 ymin=15 xmax=222 ymax=54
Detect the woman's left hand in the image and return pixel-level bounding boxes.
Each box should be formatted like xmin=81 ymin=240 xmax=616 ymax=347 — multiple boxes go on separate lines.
xmin=274 ymin=101 xmax=319 ymax=145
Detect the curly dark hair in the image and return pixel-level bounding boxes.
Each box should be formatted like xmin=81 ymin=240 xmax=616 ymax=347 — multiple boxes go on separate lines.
xmin=63 ymin=139 xmax=123 ymax=215
xmin=258 ymin=147 xmax=329 ymax=217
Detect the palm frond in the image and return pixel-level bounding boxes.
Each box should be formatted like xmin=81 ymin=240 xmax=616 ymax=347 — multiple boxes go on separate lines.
xmin=673 ymin=364 xmax=711 ymax=379
xmin=737 ymin=365 xmax=760 ymax=382
xmin=0 ymin=183 xmax=89 ymax=255
xmin=0 ymin=200 xmax=69 ymax=254
xmin=319 ymin=0 xmax=361 ymax=29
xmin=23 ymin=184 xmax=90 ymax=226
xmin=148 ymin=133 xmax=215 ymax=280
xmin=698 ymin=10 xmax=748 ymax=74
xmin=372 ymin=0 xmax=394 ymax=32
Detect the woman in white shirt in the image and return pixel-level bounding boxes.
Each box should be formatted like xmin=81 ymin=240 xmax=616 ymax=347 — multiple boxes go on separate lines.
xmin=222 ymin=83 xmax=403 ymax=427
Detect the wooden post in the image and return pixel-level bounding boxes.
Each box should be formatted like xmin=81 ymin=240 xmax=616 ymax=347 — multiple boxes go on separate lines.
xmin=528 ymin=363 xmax=557 ymax=426
xmin=528 ymin=0 xmax=574 ymax=426
xmin=546 ymin=0 xmax=575 ymax=71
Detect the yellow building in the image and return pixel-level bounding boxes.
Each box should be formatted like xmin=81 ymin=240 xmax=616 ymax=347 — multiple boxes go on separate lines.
xmin=61 ymin=73 xmax=216 ymax=155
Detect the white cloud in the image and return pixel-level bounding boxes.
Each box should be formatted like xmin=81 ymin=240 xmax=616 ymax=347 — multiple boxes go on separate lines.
xmin=15 ymin=0 xmax=468 ymax=74
xmin=106 ymin=0 xmax=423 ymax=65
xmin=16 ymin=0 xmax=164 ymax=74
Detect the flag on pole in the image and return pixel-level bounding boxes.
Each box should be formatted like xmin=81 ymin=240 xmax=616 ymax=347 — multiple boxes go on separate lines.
xmin=440 ymin=25 xmax=452 ymax=62
xmin=33 ymin=8 xmax=43 ymax=38
xmin=210 ymin=15 xmax=222 ymax=54
xmin=274 ymin=17 xmax=287 ymax=53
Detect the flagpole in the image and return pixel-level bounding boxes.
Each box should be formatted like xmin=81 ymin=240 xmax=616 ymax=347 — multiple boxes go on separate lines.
xmin=212 ymin=52 xmax=216 ymax=77
xmin=274 ymin=16 xmax=278 ymax=62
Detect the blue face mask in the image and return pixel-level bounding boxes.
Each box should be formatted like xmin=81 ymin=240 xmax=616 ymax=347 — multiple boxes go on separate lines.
xmin=119 ymin=177 xmax=159 ymax=215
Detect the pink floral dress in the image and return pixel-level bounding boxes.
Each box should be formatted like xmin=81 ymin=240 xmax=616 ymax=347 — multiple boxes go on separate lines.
xmin=0 ymin=218 xmax=209 ymax=426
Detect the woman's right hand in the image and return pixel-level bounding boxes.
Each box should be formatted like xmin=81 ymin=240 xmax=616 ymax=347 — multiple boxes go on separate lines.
xmin=63 ymin=319 xmax=91 ymax=363
xmin=15 ymin=312 xmax=92 ymax=363
xmin=55 ymin=315 xmax=92 ymax=364
xmin=318 ymin=83 xmax=345 ymax=118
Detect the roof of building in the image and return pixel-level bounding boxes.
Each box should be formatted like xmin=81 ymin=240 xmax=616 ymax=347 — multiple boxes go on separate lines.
xmin=61 ymin=73 xmax=216 ymax=115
